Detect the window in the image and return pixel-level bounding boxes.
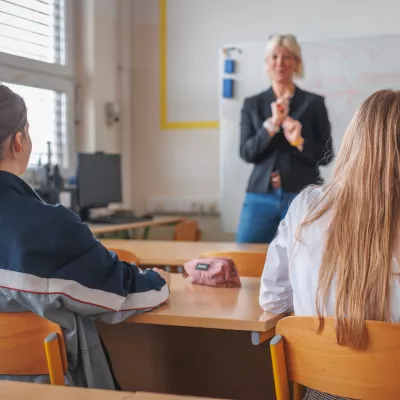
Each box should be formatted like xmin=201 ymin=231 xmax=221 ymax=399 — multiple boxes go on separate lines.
xmin=0 ymin=0 xmax=66 ymax=64
xmin=5 ymin=82 xmax=67 ymax=167
xmin=0 ymin=0 xmax=74 ymax=172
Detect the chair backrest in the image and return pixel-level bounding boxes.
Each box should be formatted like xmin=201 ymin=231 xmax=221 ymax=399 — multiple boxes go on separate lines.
xmin=199 ymin=251 xmax=266 ymax=277
xmin=271 ymin=316 xmax=400 ymax=400
xmin=173 ymin=220 xmax=201 ymax=242
xmin=109 ymin=248 xmax=140 ymax=265
xmin=0 ymin=312 xmax=67 ymax=385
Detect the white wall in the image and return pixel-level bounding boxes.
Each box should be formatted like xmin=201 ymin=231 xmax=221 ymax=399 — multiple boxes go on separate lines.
xmin=75 ymin=0 xmax=119 ymax=153
xmin=130 ymin=0 xmax=400 ymax=215
xmin=75 ymin=0 xmax=133 ymax=207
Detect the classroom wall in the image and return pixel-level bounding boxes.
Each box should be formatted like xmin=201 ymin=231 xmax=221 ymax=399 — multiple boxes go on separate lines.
xmin=75 ymin=0 xmax=133 ymax=207
xmin=130 ymin=0 xmax=400 ymax=215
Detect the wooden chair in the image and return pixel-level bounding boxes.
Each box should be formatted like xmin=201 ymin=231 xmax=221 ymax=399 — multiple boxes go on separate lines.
xmin=270 ymin=316 xmax=400 ymax=400
xmin=0 ymin=312 xmax=67 ymax=385
xmin=199 ymin=251 xmax=266 ymax=277
xmin=173 ymin=220 xmax=202 ymax=242
xmin=109 ymin=248 xmax=140 ymax=265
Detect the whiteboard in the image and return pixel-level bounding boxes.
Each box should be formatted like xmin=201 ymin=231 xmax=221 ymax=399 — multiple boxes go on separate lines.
xmin=219 ymin=35 xmax=400 ymax=233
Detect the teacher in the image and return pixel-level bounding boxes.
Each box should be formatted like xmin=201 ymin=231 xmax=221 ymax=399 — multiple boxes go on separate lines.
xmin=237 ymin=34 xmax=333 ymax=244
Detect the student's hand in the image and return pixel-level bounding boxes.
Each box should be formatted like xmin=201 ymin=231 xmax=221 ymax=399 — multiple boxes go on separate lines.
xmin=153 ymin=268 xmax=171 ymax=287
xmin=282 ymin=117 xmax=303 ymax=147
xmin=271 ymin=98 xmax=289 ymax=126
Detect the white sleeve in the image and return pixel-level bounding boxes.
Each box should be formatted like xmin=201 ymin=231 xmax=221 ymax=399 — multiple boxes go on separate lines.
xmin=259 ymin=186 xmax=321 ymax=313
xmin=259 ymin=212 xmax=293 ymax=313
xmin=259 ymin=186 xmax=324 ymax=313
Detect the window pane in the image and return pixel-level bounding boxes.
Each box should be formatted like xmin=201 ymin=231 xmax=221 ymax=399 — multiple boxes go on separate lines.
xmin=4 ymin=82 xmax=68 ymax=168
xmin=0 ymin=0 xmax=66 ymax=64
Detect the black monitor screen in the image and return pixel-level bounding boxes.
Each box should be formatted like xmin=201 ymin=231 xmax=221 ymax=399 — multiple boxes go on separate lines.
xmin=77 ymin=153 xmax=122 ymax=208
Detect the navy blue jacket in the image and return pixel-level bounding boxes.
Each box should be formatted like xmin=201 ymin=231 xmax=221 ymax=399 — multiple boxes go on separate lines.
xmin=0 ymin=170 xmax=169 ymax=388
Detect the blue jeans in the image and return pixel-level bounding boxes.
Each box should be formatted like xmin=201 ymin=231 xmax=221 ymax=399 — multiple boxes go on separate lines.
xmin=236 ymin=189 xmax=297 ymax=244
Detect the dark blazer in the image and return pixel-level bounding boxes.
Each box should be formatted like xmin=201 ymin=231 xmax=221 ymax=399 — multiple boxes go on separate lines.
xmin=240 ymin=86 xmax=333 ymax=194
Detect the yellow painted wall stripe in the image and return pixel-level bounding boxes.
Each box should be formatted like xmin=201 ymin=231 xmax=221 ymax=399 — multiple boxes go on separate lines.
xmin=159 ymin=0 xmax=168 ymax=128
xmin=159 ymin=0 xmax=219 ymax=130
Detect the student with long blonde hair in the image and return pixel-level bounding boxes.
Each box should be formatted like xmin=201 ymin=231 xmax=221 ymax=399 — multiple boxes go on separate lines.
xmin=260 ymin=90 xmax=400 ymax=399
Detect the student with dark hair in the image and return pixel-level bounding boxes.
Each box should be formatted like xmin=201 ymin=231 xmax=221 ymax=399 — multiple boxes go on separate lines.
xmin=0 ymin=84 xmax=170 ymax=389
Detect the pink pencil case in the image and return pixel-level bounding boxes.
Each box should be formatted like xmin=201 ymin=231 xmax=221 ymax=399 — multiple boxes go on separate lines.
xmin=183 ymin=257 xmax=241 ymax=288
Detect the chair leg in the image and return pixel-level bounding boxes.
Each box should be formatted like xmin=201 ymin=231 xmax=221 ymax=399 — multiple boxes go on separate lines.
xmin=44 ymin=333 xmax=65 ymax=386
xmin=270 ymin=335 xmax=290 ymax=400
xmin=293 ymin=382 xmax=304 ymax=400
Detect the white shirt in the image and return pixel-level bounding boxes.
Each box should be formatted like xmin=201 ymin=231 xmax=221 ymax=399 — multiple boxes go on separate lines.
xmin=259 ymin=186 xmax=400 ymax=320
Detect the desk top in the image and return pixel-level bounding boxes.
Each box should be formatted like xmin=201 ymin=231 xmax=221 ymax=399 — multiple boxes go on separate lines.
xmin=89 ymin=217 xmax=185 ymax=235
xmin=137 ymin=395 xmax=224 ymax=400
xmin=101 ymin=239 xmax=268 ymax=266
xmin=127 ymin=274 xmax=282 ymax=333
xmin=0 ymin=381 xmax=220 ymax=399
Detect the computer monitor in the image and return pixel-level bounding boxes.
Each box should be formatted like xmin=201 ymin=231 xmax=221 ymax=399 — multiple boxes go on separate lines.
xmin=77 ymin=152 xmax=122 ymax=221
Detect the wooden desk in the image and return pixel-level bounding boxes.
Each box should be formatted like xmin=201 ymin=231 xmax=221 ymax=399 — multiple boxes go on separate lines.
xmin=101 ymin=239 xmax=268 ymax=266
xmin=0 ymin=381 xmax=135 ymax=400
xmin=137 ymin=394 xmax=224 ymax=400
xmin=89 ymin=217 xmax=185 ymax=239
xmin=127 ymin=274 xmax=280 ymax=336
xmin=0 ymin=381 xmax=220 ymax=399
xmin=98 ymin=275 xmax=283 ymax=400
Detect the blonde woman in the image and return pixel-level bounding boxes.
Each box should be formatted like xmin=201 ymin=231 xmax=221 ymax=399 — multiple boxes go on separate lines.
xmin=260 ymin=90 xmax=400 ymax=399
xmin=237 ymin=34 xmax=333 ymax=244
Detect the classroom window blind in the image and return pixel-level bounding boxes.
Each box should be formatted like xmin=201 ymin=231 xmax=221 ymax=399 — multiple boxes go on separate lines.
xmin=0 ymin=0 xmax=66 ymax=64
xmin=5 ymin=82 xmax=67 ymax=167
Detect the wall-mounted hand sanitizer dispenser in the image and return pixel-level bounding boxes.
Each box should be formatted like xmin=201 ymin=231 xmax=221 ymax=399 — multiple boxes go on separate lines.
xmin=105 ymin=102 xmax=121 ymax=126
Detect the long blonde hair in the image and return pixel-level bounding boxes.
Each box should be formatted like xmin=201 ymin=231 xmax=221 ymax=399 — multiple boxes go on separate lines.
xmin=299 ymin=90 xmax=400 ymax=349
